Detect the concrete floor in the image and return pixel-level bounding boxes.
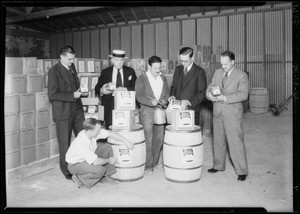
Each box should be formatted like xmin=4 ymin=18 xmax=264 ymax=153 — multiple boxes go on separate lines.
xmin=6 ymin=111 xmax=293 ymax=212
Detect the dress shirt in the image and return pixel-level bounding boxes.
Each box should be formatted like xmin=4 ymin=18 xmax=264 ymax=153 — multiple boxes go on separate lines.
xmin=112 ymin=67 xmax=124 ymax=86
xmin=146 ymin=70 xmax=163 ymax=100
xmin=184 ymin=62 xmax=194 ymax=74
xmin=66 ymin=129 xmax=109 ymax=165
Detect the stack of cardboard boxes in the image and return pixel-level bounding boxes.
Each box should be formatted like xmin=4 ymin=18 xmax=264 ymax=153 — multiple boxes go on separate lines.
xmin=5 ymin=57 xmax=59 ymax=170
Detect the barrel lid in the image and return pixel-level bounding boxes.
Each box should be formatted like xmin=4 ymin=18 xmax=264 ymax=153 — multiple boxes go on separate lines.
xmin=109 ymin=124 xmax=143 ymax=132
xmin=165 ymin=125 xmax=201 ymax=133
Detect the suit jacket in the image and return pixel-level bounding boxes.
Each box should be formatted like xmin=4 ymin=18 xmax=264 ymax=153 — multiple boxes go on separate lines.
xmin=48 ymin=61 xmax=83 ymax=120
xmin=170 ymin=63 xmax=207 ymax=115
xmin=95 ymin=65 xmax=137 ymax=125
xmin=135 ymin=72 xmax=170 ymax=111
xmin=207 ymin=67 xmax=249 ymax=120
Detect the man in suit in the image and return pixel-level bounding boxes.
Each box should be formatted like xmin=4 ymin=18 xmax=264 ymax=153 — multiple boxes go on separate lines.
xmin=95 ymin=50 xmax=137 ymax=129
xmin=206 ymin=50 xmax=249 ymax=181
xmin=48 ymin=46 xmax=86 ymax=180
xmin=168 ymin=47 xmax=207 ymax=126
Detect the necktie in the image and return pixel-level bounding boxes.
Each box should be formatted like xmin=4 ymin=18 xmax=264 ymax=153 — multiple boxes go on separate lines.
xmin=184 ymin=67 xmax=188 ymax=75
xmin=116 ymin=69 xmax=122 ymax=88
xmin=222 ymin=72 xmax=228 ymax=88
xmin=69 ymin=66 xmax=74 ymax=75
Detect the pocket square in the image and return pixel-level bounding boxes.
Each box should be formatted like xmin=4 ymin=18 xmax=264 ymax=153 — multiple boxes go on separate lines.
xmin=128 ymin=75 xmax=132 ymax=80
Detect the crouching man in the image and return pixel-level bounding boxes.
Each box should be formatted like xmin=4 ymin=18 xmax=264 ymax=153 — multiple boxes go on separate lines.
xmin=66 ymin=118 xmax=134 ymax=189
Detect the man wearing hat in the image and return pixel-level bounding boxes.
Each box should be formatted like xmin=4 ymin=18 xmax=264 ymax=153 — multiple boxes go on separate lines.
xmin=95 ymin=50 xmax=137 ymax=129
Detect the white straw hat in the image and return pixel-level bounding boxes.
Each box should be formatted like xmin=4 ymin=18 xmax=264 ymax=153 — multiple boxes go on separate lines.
xmin=108 ymin=50 xmax=128 ymax=59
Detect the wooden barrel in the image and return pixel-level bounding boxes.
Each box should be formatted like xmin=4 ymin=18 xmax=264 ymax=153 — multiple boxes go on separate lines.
xmin=249 ymin=88 xmax=269 ymax=113
xmin=163 ymin=125 xmax=203 ymax=183
xmin=108 ymin=124 xmax=146 ymax=181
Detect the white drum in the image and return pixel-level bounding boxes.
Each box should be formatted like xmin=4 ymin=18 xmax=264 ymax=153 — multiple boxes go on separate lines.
xmin=163 ymin=125 xmax=203 ymax=183
xmin=108 ymin=124 xmax=146 ymax=181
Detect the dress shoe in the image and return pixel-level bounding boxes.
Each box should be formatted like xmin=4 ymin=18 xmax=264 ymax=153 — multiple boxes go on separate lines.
xmin=144 ymin=168 xmax=154 ymax=175
xmin=72 ymin=175 xmax=85 ymax=188
xmin=237 ymin=175 xmax=247 ymax=181
xmin=207 ymin=168 xmax=219 ymax=173
xmin=65 ymin=174 xmax=72 ymax=180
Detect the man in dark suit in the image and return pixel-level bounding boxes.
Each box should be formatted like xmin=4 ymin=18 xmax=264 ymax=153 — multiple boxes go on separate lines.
xmin=206 ymin=50 xmax=249 ymax=181
xmin=95 ymin=50 xmax=137 ymax=129
xmin=48 ymin=46 xmax=86 ymax=180
xmin=168 ymin=47 xmax=207 ymax=126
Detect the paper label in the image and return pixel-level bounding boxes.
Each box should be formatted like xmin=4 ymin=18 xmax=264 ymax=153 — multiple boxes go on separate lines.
xmin=178 ymin=111 xmax=193 ymax=128
xmin=118 ymin=148 xmax=131 ymax=163
xmin=182 ymin=148 xmax=194 ymax=163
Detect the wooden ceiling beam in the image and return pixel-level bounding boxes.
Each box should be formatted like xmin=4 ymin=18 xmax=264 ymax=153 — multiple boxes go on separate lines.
xmin=51 ymin=18 xmax=71 ymax=31
xmin=85 ymin=14 xmax=99 ymax=28
xmin=66 ymin=17 xmax=81 ymax=30
xmin=119 ymin=10 xmax=128 ymax=24
xmin=95 ymin=13 xmax=107 ymax=27
xmin=6 ymin=7 xmax=25 ymax=16
xmin=6 ymin=6 xmax=105 ymax=24
xmin=200 ymin=6 xmax=205 ymax=15
xmin=155 ymin=7 xmax=163 ymax=20
xmin=75 ymin=16 xmax=90 ymax=29
xmin=185 ymin=7 xmax=190 ymax=17
xmin=142 ymin=7 xmax=151 ymax=22
xmin=26 ymin=7 xmax=34 ymax=15
xmin=107 ymin=11 xmax=118 ymax=26
xmin=130 ymin=8 xmax=139 ymax=23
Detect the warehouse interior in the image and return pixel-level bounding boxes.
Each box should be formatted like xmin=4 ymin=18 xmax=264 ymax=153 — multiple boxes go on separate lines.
xmin=2 ymin=1 xmax=298 ymax=213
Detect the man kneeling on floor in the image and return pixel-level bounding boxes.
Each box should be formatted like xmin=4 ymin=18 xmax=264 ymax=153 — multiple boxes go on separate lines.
xmin=66 ymin=118 xmax=134 ymax=188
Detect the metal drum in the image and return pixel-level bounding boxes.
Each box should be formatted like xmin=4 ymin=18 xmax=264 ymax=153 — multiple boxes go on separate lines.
xmin=163 ymin=125 xmax=203 ymax=183
xmin=108 ymin=124 xmax=146 ymax=181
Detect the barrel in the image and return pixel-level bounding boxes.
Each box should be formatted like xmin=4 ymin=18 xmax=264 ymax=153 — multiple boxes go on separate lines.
xmin=249 ymin=88 xmax=269 ymax=113
xmin=108 ymin=124 xmax=146 ymax=181
xmin=163 ymin=125 xmax=203 ymax=183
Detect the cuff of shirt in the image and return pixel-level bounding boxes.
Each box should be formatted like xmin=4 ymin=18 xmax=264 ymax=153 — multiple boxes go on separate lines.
xmin=86 ymin=154 xmax=98 ymax=165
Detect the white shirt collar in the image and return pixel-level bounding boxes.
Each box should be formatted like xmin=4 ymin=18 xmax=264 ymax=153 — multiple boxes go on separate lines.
xmin=225 ymin=66 xmax=235 ymax=77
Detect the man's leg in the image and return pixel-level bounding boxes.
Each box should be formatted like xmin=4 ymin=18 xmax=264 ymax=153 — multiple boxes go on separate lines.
xmin=152 ymin=124 xmax=164 ymax=167
xmin=212 ymin=116 xmax=227 ymax=171
xmin=95 ymin=143 xmax=117 ymax=177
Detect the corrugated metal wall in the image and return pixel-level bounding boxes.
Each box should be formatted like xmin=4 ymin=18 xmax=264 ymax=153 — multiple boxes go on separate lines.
xmin=49 ymin=4 xmax=293 ymax=110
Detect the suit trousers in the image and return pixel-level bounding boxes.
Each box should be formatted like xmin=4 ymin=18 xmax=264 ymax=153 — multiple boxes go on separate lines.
xmin=67 ymin=142 xmax=116 ymax=189
xmin=55 ymin=101 xmax=84 ymax=177
xmin=139 ymin=107 xmax=165 ymax=170
xmin=212 ymin=115 xmax=248 ymax=175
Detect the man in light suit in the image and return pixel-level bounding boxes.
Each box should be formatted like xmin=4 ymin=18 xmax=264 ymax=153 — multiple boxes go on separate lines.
xmin=168 ymin=47 xmax=207 ymax=126
xmin=95 ymin=50 xmax=137 ymax=129
xmin=206 ymin=50 xmax=249 ymax=181
xmin=48 ymin=46 xmax=86 ymax=180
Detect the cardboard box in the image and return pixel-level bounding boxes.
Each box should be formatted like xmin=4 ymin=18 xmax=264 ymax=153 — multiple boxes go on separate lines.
xmin=4 ymin=93 xmax=19 ymax=114
xmin=5 ymin=57 xmax=23 ymax=75
xmin=5 ymin=74 xmax=27 ymax=94
xmin=166 ymin=100 xmax=186 ymax=124
xmin=161 ymin=59 xmax=169 ymax=71
xmin=43 ymin=59 xmax=53 ymax=73
xmin=5 ymin=130 xmax=20 ymax=153
xmin=36 ymin=59 xmax=44 ymax=74
xmin=164 ymin=74 xmax=173 ymax=88
xmin=20 ymin=144 xmax=36 ymax=165
xmin=49 ymin=123 xmax=57 ymax=140
xmin=49 ymin=107 xmax=55 ymax=124
xmin=171 ymin=110 xmax=195 ymax=130
xmin=20 ymin=128 xmax=35 ymax=148
xmin=90 ymin=75 xmax=100 ymax=97
xmin=85 ymin=58 xmax=95 ymax=73
xmin=35 ymin=91 xmax=50 ymax=110
xmin=5 ymin=112 xmax=19 ymax=133
xmin=112 ymin=110 xmax=135 ymax=129
xmin=83 ymin=105 xmax=104 ymax=121
xmin=36 ymin=141 xmax=50 ymax=161
xmin=36 ymin=125 xmax=50 ymax=144
xmin=77 ymin=58 xmax=86 ymax=73
xmin=114 ymin=91 xmax=136 ymax=110
xmin=20 ymin=92 xmax=35 ymax=111
xmin=36 ymin=108 xmax=50 ymax=127
xmin=19 ymin=128 xmax=35 ymax=148
xmin=101 ymin=60 xmax=110 ymax=69
xmin=19 ymin=110 xmax=35 ymax=130
xmin=79 ymin=76 xmax=90 ymax=91
xmin=50 ymin=139 xmax=59 ymax=156
xmin=22 ymin=57 xmax=37 ymax=74
xmin=94 ymin=59 xmax=101 ymax=73
xmin=6 ymin=149 xmax=20 ymax=170
xmin=44 ymin=74 xmax=48 ymax=89
xmin=27 ymin=74 xmax=44 ymax=92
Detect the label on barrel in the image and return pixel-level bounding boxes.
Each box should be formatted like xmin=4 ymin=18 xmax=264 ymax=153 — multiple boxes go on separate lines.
xmin=118 ymin=148 xmax=131 ymax=163
xmin=182 ymin=148 xmax=194 ymax=163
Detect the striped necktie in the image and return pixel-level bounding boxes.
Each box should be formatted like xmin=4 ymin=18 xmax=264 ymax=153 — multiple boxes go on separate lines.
xmin=222 ymin=72 xmax=228 ymax=88
xmin=116 ymin=69 xmax=122 ymax=88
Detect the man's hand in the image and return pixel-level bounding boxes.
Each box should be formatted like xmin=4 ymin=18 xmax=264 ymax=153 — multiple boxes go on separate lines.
xmin=168 ymin=96 xmax=176 ymax=103
xmin=182 ymin=100 xmax=192 ymax=109
xmin=100 ymin=85 xmax=113 ymax=95
xmin=215 ymin=94 xmax=226 ymax=102
xmin=73 ymin=89 xmax=82 ymax=98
